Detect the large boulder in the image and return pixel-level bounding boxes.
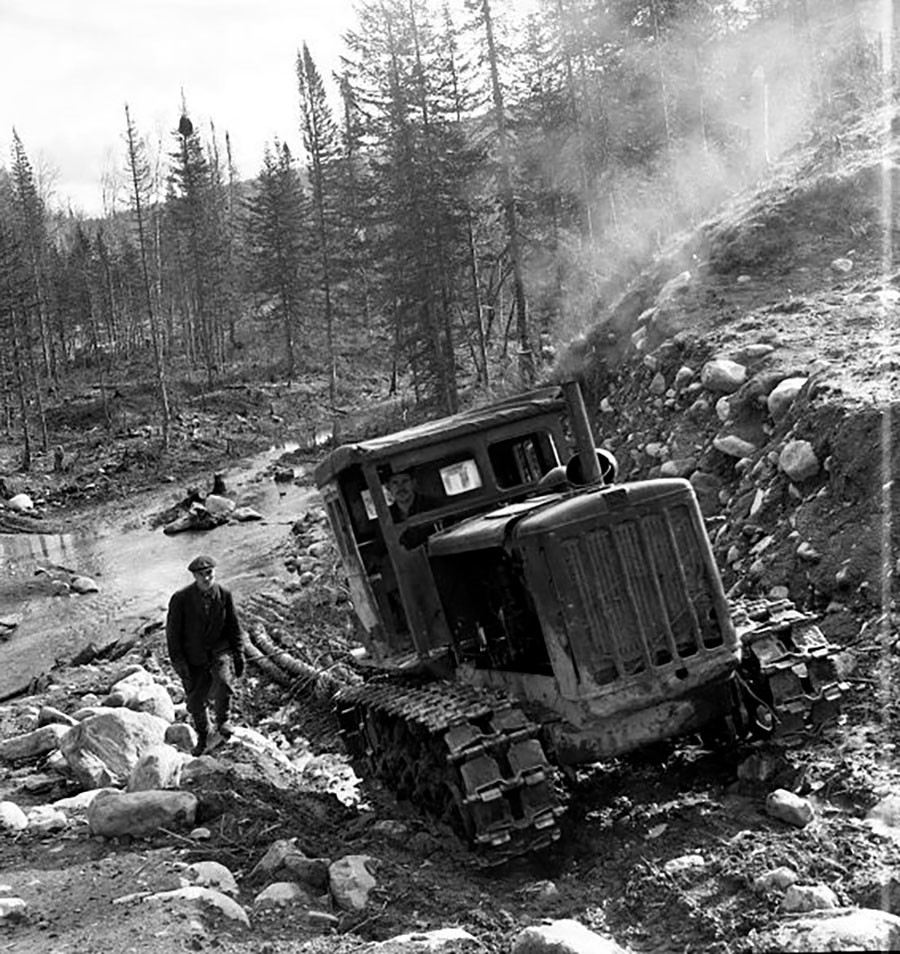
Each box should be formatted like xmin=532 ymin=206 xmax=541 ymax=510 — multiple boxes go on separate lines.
xmin=701 ymin=358 xmax=747 ymax=394
xmin=767 ymin=377 xmax=807 ymax=421
xmin=87 ymin=789 xmax=198 ymax=838
xmin=127 ymin=744 xmax=190 ymax=792
xmin=329 ymin=855 xmax=376 ymax=912
xmin=60 ymin=708 xmax=169 ymax=789
xmin=779 ymin=440 xmax=820 ymax=483
xmin=104 ymin=668 xmax=176 ymax=722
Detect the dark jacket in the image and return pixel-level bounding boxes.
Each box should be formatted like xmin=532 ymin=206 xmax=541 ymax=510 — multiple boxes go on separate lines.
xmin=166 ymin=582 xmax=242 ymax=670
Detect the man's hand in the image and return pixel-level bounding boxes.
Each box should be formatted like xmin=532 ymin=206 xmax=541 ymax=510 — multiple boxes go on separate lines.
xmin=233 ymin=652 xmax=245 ymax=679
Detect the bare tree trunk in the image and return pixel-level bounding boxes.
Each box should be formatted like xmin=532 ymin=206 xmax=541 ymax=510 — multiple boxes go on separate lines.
xmin=480 ymin=0 xmax=533 ymax=387
xmin=126 ymin=105 xmax=171 ymax=450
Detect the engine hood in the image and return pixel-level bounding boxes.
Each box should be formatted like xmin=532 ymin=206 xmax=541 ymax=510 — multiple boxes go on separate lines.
xmin=426 ymin=479 xmax=694 ymax=556
xmin=426 ymin=494 xmax=562 ymax=555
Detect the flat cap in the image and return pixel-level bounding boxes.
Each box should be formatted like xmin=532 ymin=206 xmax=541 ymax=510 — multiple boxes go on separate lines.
xmin=188 ymin=555 xmax=217 ymax=572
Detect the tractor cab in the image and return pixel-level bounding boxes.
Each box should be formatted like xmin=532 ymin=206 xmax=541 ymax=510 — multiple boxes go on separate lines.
xmin=314 ymin=388 xmax=572 ymax=661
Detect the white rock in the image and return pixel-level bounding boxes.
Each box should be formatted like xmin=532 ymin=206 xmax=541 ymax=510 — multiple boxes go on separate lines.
xmin=659 ymin=458 xmax=696 ymax=478
xmin=204 ymin=494 xmax=236 ymax=515
xmin=649 ymin=372 xmax=667 ymax=396
xmin=232 ymin=506 xmax=264 ymax=522
xmin=329 ymin=854 xmax=376 ymax=912
xmin=6 ymin=493 xmax=34 ymax=513
xmin=87 ymin=789 xmax=198 ymax=838
xmin=182 ymin=861 xmax=239 ymax=896
xmin=127 ymin=744 xmax=189 ymax=792
xmin=701 ymin=358 xmax=747 ymax=394
xmin=105 ymin=669 xmax=176 ymax=722
xmin=0 ymin=724 xmax=71 ymax=763
xmin=749 ymin=489 xmax=766 ymax=518
xmin=768 ymin=908 xmax=900 ymax=951
xmin=253 ymin=882 xmax=311 ymax=907
xmin=715 ymin=395 xmax=733 ymax=422
xmin=674 ymin=366 xmax=694 ymax=389
xmin=779 ymin=440 xmax=819 ymax=482
xmin=26 ymin=806 xmax=68 ymax=832
xmin=664 ymin=854 xmax=706 ymax=875
xmin=767 ymin=789 xmax=814 ymax=828
xmin=741 ymin=343 xmax=776 ymax=360
xmin=145 ymin=885 xmax=249 ymax=925
xmin=0 ymin=897 xmax=28 ymax=922
xmin=782 ymin=884 xmax=840 ymax=912
xmin=374 ymin=926 xmax=480 ymax=950
xmin=0 ymin=801 xmax=28 ymax=832
xmin=511 ymin=919 xmax=630 ymax=954
xmin=713 ymin=434 xmax=757 ymax=458
xmin=830 ymin=257 xmax=853 ymax=273
xmin=767 ymin=377 xmax=807 ymax=421
xmin=70 ymin=576 xmax=100 ymax=594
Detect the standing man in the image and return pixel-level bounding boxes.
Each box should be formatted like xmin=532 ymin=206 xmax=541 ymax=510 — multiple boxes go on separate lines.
xmin=166 ymin=555 xmax=245 ymax=755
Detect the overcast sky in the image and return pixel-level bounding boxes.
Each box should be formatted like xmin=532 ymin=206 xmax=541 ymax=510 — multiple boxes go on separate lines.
xmin=0 ymin=0 xmax=359 ymax=216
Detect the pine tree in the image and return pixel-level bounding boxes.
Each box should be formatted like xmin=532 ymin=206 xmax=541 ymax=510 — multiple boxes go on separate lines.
xmin=8 ymin=131 xmax=49 ymax=452
xmin=167 ymin=106 xmax=222 ymax=382
xmin=297 ymin=43 xmax=342 ymax=408
xmin=245 ymin=141 xmax=308 ymax=381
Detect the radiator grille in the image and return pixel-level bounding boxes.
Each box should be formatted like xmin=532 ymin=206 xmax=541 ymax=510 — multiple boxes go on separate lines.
xmin=559 ymin=503 xmax=723 ymax=686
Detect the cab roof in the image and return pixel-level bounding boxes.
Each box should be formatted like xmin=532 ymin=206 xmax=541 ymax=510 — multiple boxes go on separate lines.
xmin=314 ymin=387 xmax=566 ymax=487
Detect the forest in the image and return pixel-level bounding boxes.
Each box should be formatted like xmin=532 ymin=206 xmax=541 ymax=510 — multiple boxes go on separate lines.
xmin=0 ymin=0 xmax=888 ymax=469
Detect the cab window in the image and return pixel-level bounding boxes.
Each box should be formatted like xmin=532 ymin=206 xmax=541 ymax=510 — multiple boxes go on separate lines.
xmin=488 ymin=432 xmax=559 ymax=489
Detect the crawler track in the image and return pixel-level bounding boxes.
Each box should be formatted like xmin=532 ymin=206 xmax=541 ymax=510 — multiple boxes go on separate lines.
xmin=334 ymin=676 xmax=564 ymax=865
xmin=243 ymin=591 xmax=847 ymax=864
xmin=733 ymin=598 xmax=848 ymax=741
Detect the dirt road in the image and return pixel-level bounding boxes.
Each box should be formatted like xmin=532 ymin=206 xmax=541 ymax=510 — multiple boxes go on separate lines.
xmin=0 ymin=445 xmax=317 ymax=700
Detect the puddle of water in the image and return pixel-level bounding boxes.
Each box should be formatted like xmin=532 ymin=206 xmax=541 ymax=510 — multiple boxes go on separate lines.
xmin=0 ymin=445 xmax=318 ymax=697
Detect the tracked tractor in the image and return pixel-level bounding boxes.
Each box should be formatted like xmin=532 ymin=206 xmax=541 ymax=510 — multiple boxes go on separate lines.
xmin=314 ymin=382 xmax=844 ymax=863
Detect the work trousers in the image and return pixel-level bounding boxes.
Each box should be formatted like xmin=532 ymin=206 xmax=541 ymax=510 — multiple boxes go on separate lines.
xmin=183 ymin=654 xmax=235 ymax=739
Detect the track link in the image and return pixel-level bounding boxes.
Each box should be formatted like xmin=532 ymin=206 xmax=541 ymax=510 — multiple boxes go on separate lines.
xmin=731 ymin=598 xmax=848 ymax=741
xmin=334 ymin=676 xmax=563 ymax=865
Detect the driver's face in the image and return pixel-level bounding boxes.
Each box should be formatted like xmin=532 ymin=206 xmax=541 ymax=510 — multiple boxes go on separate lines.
xmin=388 ymin=473 xmax=415 ymax=510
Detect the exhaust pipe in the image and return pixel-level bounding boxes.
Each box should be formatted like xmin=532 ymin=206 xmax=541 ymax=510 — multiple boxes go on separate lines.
xmin=562 ymin=381 xmax=604 ymax=485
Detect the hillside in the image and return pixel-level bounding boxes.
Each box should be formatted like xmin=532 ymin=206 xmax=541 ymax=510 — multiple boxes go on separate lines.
xmin=559 ymin=102 xmax=900 ymax=626
xmin=3 ymin=101 xmax=900 ymax=954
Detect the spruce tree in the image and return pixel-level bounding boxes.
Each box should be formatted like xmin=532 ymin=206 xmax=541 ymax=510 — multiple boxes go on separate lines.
xmin=245 ymin=141 xmax=308 ymax=381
